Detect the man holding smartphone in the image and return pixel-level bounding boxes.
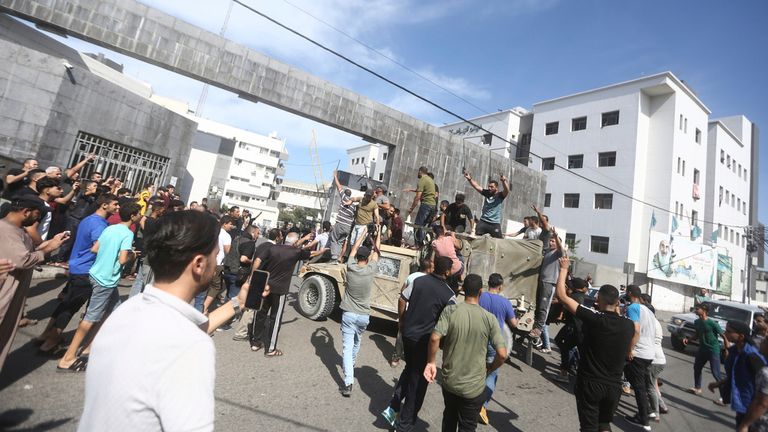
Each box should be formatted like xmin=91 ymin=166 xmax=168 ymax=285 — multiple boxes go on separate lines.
xmin=339 ymin=224 xmax=380 ymax=397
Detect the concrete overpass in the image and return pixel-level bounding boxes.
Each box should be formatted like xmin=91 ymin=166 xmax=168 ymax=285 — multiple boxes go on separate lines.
xmin=0 ymin=0 xmax=545 ymax=220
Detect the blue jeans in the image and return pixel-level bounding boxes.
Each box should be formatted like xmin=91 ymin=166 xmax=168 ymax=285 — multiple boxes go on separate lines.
xmin=129 ymin=262 xmax=153 ymax=298
xmin=485 ymin=344 xmax=499 ymax=407
xmin=694 ymin=348 xmax=722 ymax=388
xmin=413 ymin=204 xmax=435 ymax=247
xmin=348 ymin=224 xmax=369 ymax=254
xmin=541 ymin=324 xmax=551 ymax=350
xmin=194 ymin=291 xmax=206 ymax=313
xmin=341 ymin=311 xmax=370 ymax=386
xmin=223 ymin=272 xmax=240 ymax=299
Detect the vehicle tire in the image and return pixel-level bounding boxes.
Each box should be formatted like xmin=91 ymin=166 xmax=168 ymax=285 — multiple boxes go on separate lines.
xmin=297 ymin=275 xmax=337 ymax=321
xmin=671 ymin=335 xmax=686 ymax=351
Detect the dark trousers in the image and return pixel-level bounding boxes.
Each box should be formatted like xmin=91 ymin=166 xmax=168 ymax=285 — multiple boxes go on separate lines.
xmin=252 ymin=293 xmax=287 ymax=353
xmin=693 ymin=348 xmax=723 ymax=388
xmin=555 ymin=325 xmax=579 ymax=371
xmin=624 ymin=357 xmax=653 ymax=425
xmin=441 ymin=388 xmax=486 ymax=432
xmin=396 ymin=335 xmax=431 ymax=432
xmin=475 ymin=220 xmax=502 ymax=238
xmin=51 ymin=274 xmax=93 ymax=330
xmin=53 ymin=216 xmax=80 ymax=262
xmin=574 ymin=378 xmax=622 ymax=432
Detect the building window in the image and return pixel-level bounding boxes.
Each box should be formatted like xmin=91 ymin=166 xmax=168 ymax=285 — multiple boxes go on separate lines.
xmin=682 ymin=160 xmax=686 ymax=176
xmin=720 ymin=149 xmax=725 ymax=163
xmin=684 ymin=118 xmax=688 ymax=133
xmin=598 ymin=151 xmax=616 ymax=167
xmin=378 ymin=173 xmax=384 ymax=181
xmin=564 ymin=193 xmax=580 ymax=208
xmin=590 ymin=236 xmax=610 ymax=254
xmin=719 ymin=186 xmax=723 ymax=206
xmin=727 ymin=155 xmax=731 ymax=167
xmin=602 ymin=110 xmax=620 ymax=127
xmin=679 ymin=114 xmax=683 ymax=130
xmin=382 ymin=152 xmax=388 ymax=161
xmin=737 ymin=198 xmax=741 ymax=212
xmin=568 ymin=154 xmax=584 ymax=169
xmin=565 ymin=233 xmax=576 ymax=250
xmin=571 ymin=116 xmax=587 ymax=131
xmin=744 ymin=169 xmax=748 ymax=180
xmin=542 ymin=157 xmax=555 ymax=170
xmin=677 ymin=157 xmax=681 ymax=174
xmin=675 ymin=201 xmax=679 ymax=217
xmin=361 ymin=157 xmax=365 ymax=164
xmin=481 ymin=133 xmax=493 ymax=145
xmin=693 ymin=168 xmax=700 ymax=185
xmin=594 ymin=193 xmax=613 ymax=209
xmin=545 ymin=121 xmax=559 ymax=135
xmin=691 ymin=210 xmax=698 ymax=226
xmin=695 ymin=128 xmax=701 ymax=144
xmin=544 ymin=193 xmax=551 ymax=207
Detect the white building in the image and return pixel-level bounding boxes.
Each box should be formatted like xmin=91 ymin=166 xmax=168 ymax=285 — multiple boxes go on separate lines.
xmin=346 ymin=142 xmax=389 ymax=182
xmin=704 ymin=116 xmax=756 ymax=301
xmin=276 ymin=179 xmax=328 ymax=219
xmin=440 ymin=107 xmax=529 ymax=159
xmin=525 ymin=71 xmax=758 ymax=311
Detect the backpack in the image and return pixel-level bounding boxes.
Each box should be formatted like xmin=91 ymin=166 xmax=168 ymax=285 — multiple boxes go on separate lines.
xmin=223 ymin=235 xmax=246 ymax=273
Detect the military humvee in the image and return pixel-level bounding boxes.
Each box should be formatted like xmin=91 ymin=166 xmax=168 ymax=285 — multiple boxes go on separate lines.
xmin=297 ymin=236 xmax=544 ymax=326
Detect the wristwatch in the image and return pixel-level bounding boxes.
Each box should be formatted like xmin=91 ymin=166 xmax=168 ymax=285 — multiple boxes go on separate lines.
xmin=230 ymin=297 xmax=242 ymax=318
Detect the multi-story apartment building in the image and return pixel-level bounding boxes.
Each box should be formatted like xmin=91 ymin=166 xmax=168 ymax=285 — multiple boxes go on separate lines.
xmin=346 ymin=143 xmax=389 ymax=182
xmin=276 ymin=179 xmax=328 ymax=220
xmin=440 ymin=108 xmax=529 ymax=159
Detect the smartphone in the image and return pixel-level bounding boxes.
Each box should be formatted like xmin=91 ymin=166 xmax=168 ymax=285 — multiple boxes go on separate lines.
xmin=245 ymin=270 xmax=269 ymax=310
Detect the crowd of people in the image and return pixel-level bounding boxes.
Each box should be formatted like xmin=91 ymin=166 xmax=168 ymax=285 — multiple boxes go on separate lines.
xmin=3 ymin=157 xmax=768 ymax=432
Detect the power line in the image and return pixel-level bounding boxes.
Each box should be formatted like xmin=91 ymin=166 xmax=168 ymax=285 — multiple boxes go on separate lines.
xmin=231 ymin=0 xmax=750 ymax=230
xmin=276 ymin=0 xmax=492 ymax=117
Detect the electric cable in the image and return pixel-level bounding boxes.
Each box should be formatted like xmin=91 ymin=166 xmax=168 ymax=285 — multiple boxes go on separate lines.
xmin=231 ymin=0 xmax=752 ymax=230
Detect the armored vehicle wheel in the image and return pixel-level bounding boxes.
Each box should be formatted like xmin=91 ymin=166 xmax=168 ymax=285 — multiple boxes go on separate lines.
xmin=298 ymin=275 xmax=337 ymax=320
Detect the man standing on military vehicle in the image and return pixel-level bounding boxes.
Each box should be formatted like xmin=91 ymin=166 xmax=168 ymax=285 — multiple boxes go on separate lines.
xmin=463 ymin=170 xmax=509 ymax=238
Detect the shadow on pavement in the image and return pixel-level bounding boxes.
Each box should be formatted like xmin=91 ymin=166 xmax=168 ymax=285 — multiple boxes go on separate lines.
xmin=27 ymin=278 xmax=67 ymax=299
xmin=215 ymin=396 xmax=329 ymax=431
xmin=0 ymin=408 xmax=72 ymax=431
xmin=357 ymin=365 xmax=398 ymax=430
xmin=369 ymin=333 xmax=395 ymax=364
xmin=310 ymin=327 xmax=344 ymax=389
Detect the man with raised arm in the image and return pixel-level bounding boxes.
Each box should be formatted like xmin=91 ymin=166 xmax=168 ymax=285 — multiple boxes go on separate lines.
xmin=462 ymin=170 xmax=509 ymax=238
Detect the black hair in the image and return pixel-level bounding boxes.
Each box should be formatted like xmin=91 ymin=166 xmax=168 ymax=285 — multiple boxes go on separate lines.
xmin=117 ymin=188 xmax=131 ymax=196
xmin=419 ymin=258 xmax=432 ymax=272
xmin=92 ymin=171 xmax=103 ymax=177
xmin=322 ymin=221 xmax=332 ymax=232
xmin=727 ymin=320 xmax=756 ymax=345
xmin=427 ymin=172 xmax=435 ymax=179
xmin=440 ymin=200 xmax=449 ymax=207
xmin=695 ymin=303 xmax=710 ymax=313
xmin=418 ymin=166 xmax=428 ymax=174
xmin=463 ymin=274 xmax=483 ymax=297
xmin=488 ymin=180 xmax=499 ymax=187
xmin=394 ymin=208 xmax=400 ymax=215
xmin=119 ymin=201 xmax=142 ymax=222
xmin=627 ymin=285 xmax=642 ymax=299
xmin=219 ymin=215 xmax=235 ymax=226
xmin=641 ymin=294 xmax=655 ymax=313
xmin=488 ymin=273 xmax=504 ymax=288
xmin=268 ymin=228 xmax=282 ymax=241
xmin=529 ymin=215 xmax=539 ymax=225
xmin=598 ymin=284 xmax=620 ymax=306
xmin=96 ymin=193 xmax=118 ymax=207
xmin=455 ymin=193 xmax=465 ymax=204
xmin=433 ymin=225 xmax=445 ymax=237
xmin=36 ymin=177 xmax=60 ymax=193
xmin=145 ymin=211 xmax=219 ymax=283
xmin=229 ymin=206 xmax=240 ymax=212
xmin=170 ymin=199 xmax=185 ymax=209
xmin=433 ymin=256 xmax=453 ymax=275
xmin=570 ymin=277 xmax=587 ymax=290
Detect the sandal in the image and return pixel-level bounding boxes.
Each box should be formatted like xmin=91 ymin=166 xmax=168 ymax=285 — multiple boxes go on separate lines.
xmin=18 ymin=318 xmax=39 ymax=328
xmin=250 ymin=344 xmax=263 ymax=352
xmin=264 ymin=349 xmax=283 ymax=357
xmin=56 ymin=357 xmax=87 ymax=373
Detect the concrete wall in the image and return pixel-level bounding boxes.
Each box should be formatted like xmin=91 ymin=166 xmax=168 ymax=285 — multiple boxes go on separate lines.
xmin=0 ymin=0 xmax=546 ymax=225
xmin=0 ymin=15 xmax=195 ymax=187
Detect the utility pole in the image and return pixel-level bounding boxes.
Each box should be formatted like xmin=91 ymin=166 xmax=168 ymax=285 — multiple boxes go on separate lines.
xmin=744 ymin=225 xmax=759 ymax=304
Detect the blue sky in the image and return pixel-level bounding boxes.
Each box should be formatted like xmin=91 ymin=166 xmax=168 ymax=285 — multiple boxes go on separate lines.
xmin=43 ymin=0 xmax=767 ymax=235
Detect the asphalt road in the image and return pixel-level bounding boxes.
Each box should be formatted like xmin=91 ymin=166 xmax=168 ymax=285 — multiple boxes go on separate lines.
xmin=0 ymin=275 xmax=735 ymax=431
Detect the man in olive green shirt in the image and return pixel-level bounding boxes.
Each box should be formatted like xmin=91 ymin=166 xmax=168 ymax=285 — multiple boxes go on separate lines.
xmin=684 ymin=303 xmax=729 ymax=394
xmin=424 ymin=274 xmax=507 ymax=431
xmin=408 ymin=166 xmax=436 ymax=248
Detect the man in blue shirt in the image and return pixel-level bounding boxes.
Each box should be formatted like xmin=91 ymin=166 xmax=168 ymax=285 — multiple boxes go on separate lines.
xmin=58 ymin=201 xmax=141 ymax=371
xmin=35 ymin=194 xmax=119 ymax=354
xmin=478 ymin=273 xmax=518 ymax=424
xmin=463 ymin=170 xmax=509 ymax=238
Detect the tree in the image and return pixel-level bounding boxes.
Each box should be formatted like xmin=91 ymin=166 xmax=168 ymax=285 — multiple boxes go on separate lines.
xmin=278 ymin=206 xmax=317 ymax=226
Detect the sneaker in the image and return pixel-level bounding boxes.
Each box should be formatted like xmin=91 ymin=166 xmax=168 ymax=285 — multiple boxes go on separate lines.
xmin=478 ymin=406 xmax=489 ymax=425
xmin=341 ymin=384 xmax=353 ymax=397
xmin=624 ymin=414 xmax=651 ymax=430
xmin=381 ymin=407 xmax=397 ymax=427
xmin=649 ymin=413 xmax=660 ymax=423
xmin=232 ymin=334 xmax=249 ymax=341
xmin=540 ymin=348 xmax=552 ymax=353
xmin=713 ymin=398 xmax=725 ymax=406
xmin=686 ymin=387 xmax=702 ymax=395
xmin=531 ymin=337 xmax=543 ymax=349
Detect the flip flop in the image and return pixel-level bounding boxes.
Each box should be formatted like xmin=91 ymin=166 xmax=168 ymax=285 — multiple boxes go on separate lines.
xmin=250 ymin=344 xmax=263 ymax=352
xmin=264 ymin=349 xmax=283 ymax=358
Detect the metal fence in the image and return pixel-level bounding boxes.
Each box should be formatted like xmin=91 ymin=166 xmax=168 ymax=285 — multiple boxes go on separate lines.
xmin=67 ymin=131 xmax=170 ymax=192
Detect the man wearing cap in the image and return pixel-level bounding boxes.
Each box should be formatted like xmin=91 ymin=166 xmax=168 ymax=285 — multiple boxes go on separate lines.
xmin=339 ymin=223 xmax=381 ymax=397
xmin=0 ymin=197 xmax=68 ymax=370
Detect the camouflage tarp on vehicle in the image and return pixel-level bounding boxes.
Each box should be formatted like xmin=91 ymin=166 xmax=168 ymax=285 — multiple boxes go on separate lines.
xmin=465 ymin=236 xmax=543 ymax=304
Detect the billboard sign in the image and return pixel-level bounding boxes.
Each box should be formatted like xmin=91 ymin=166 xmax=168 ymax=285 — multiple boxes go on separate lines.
xmin=716 ymin=254 xmax=733 ymax=296
xmin=647 ymin=231 xmax=716 ymax=289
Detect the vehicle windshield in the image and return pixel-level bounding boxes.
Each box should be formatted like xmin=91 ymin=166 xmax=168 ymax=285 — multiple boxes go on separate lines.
xmin=704 ymin=302 xmax=751 ymax=323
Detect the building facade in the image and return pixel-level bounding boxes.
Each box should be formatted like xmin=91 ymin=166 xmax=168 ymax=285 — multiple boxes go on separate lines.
xmin=440 ymin=108 xmax=529 ymax=159
xmin=346 ymin=143 xmax=389 ymax=182
xmin=276 ymin=179 xmax=328 ymax=220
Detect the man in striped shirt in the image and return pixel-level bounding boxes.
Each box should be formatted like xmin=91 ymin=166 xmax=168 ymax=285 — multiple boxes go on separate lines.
xmin=328 ymin=170 xmax=359 ymax=261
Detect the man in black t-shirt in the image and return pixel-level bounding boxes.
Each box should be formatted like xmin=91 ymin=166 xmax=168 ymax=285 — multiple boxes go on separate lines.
xmin=388 ymin=256 xmax=457 ymax=432
xmin=554 ymin=257 xmax=634 ymax=432
xmin=441 ymin=193 xmax=474 ymax=234
xmin=2 ymin=158 xmax=38 ymax=200
xmin=251 ymin=231 xmax=312 ymax=356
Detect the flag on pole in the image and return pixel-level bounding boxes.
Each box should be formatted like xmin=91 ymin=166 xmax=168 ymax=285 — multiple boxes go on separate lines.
xmin=671 ymin=216 xmax=679 ymax=233
xmin=650 ymin=211 xmax=657 ymax=229
xmin=711 ymin=228 xmax=719 ymax=244
xmin=691 ymin=225 xmax=702 ymax=240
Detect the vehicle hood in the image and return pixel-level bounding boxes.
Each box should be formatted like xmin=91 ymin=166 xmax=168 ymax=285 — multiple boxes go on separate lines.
xmin=670 ymin=312 xmax=728 ymax=329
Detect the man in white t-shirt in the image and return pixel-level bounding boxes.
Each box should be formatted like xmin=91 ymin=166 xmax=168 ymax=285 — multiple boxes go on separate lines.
xmin=623 ymin=285 xmax=657 ymax=430
xmin=200 ymin=215 xmax=234 ymax=314
xmin=78 ymin=211 xmax=252 ymax=431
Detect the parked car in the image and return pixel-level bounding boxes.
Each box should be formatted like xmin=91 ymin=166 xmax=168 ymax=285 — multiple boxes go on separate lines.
xmin=666 ymin=300 xmax=764 ymax=351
